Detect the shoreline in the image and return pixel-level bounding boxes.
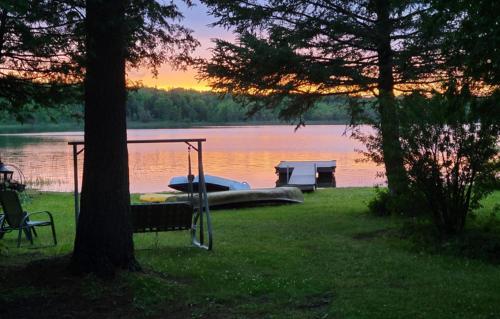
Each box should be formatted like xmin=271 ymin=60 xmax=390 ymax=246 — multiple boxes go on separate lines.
xmin=24 ymin=185 xmax=379 ymax=195
xmin=0 ymin=120 xmax=354 ymax=134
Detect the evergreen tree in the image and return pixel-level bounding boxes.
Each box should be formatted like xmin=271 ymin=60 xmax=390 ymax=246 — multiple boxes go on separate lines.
xmin=0 ymin=0 xmax=81 ymax=119
xmin=70 ymin=0 xmax=198 ymax=276
xmin=199 ymin=0 xmax=449 ymax=195
xmin=435 ymin=0 xmax=500 ymax=85
xmin=70 ymin=0 xmax=136 ymax=275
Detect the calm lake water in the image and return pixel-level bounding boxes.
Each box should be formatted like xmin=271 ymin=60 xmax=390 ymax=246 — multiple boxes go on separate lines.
xmin=0 ymin=125 xmax=383 ymax=193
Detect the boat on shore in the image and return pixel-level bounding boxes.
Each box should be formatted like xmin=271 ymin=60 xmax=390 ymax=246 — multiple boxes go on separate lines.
xmin=140 ymin=187 xmax=304 ymax=210
xmin=168 ymin=174 xmax=251 ymax=192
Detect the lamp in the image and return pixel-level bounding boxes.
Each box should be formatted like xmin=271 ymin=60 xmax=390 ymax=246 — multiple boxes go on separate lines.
xmin=0 ymin=160 xmax=13 ymax=184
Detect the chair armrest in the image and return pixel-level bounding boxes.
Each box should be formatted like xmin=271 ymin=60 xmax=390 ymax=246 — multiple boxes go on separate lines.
xmin=21 ymin=211 xmax=55 ymax=225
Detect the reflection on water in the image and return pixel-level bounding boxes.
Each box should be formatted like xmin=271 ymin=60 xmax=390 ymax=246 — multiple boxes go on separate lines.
xmin=0 ymin=125 xmax=384 ymax=193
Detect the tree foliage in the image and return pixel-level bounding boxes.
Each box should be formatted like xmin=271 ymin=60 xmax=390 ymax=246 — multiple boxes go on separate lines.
xmin=0 ymin=0 xmax=81 ymax=117
xmin=365 ymin=82 xmax=500 ymax=233
xmin=124 ymin=0 xmax=199 ymax=75
xmin=200 ymin=0 xmax=443 ymax=104
xmin=199 ymin=0 xmax=451 ymax=195
xmin=398 ymin=84 xmax=499 ymax=235
xmin=433 ymin=0 xmax=500 ymax=85
xmin=125 ymin=88 xmax=351 ymax=123
xmin=0 ymin=0 xmax=198 ymax=119
xmin=0 ymin=88 xmax=355 ymax=125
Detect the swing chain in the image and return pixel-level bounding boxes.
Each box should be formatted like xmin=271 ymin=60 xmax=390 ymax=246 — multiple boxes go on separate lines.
xmin=187 ymin=145 xmax=195 ymax=205
xmin=187 ymin=146 xmax=195 ymax=183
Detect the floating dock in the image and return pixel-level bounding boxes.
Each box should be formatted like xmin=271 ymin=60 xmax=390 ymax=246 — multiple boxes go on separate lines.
xmin=275 ymin=160 xmax=336 ymax=191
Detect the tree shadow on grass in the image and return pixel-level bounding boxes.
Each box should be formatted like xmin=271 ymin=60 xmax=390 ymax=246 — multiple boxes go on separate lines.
xmin=396 ymin=222 xmax=500 ymax=265
xmin=351 ymin=220 xmax=500 ymax=265
xmin=0 ymin=255 xmax=191 ymax=319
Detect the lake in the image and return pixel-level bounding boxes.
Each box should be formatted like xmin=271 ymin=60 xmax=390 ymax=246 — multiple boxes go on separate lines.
xmin=0 ymin=125 xmax=383 ymax=193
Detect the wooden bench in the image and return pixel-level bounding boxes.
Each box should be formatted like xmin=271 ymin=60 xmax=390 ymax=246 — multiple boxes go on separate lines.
xmin=131 ymin=202 xmax=193 ymax=233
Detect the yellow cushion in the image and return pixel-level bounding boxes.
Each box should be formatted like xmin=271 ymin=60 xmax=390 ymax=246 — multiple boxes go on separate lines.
xmin=139 ymin=193 xmax=174 ymax=203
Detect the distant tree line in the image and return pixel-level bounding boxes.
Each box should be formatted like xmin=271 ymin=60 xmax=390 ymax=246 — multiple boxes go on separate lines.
xmin=126 ymin=88 xmax=355 ymax=123
xmin=0 ymin=87 xmax=358 ymax=126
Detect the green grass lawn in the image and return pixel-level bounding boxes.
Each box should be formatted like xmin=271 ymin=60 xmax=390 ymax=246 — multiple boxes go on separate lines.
xmin=1 ymin=188 xmax=499 ymax=318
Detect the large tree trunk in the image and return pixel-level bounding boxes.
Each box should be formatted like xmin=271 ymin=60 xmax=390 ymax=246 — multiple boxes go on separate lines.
xmin=0 ymin=9 xmax=7 ymax=56
xmin=70 ymin=0 xmax=139 ymax=276
xmin=374 ymin=0 xmax=408 ymax=195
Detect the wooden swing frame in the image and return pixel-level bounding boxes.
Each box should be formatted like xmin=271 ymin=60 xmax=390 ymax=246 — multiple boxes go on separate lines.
xmin=68 ymin=138 xmax=213 ymax=250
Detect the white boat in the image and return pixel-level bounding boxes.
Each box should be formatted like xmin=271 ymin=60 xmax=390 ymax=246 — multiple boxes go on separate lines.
xmin=168 ymin=174 xmax=251 ymax=192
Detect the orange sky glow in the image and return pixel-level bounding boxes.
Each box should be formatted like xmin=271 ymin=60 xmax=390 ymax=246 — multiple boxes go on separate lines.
xmin=128 ymin=66 xmax=210 ymax=91
xmin=127 ymin=2 xmax=493 ymax=96
xmin=126 ymin=1 xmax=230 ymax=92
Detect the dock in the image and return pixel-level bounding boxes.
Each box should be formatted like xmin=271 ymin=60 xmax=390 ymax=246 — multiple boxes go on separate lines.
xmin=275 ymin=160 xmax=336 ymax=191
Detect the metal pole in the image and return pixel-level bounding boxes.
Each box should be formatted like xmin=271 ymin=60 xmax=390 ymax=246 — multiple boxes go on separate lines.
xmin=72 ymin=144 xmax=79 ymax=229
xmin=197 ymin=141 xmax=204 ymax=245
xmin=314 ymin=163 xmax=317 ymax=188
xmin=286 ymin=165 xmax=290 ymax=184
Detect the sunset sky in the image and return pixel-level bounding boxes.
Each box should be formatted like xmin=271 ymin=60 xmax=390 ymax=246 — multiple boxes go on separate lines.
xmin=127 ymin=1 xmax=232 ymax=91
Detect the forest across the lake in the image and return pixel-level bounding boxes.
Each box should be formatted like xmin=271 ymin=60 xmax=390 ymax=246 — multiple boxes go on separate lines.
xmin=0 ymin=87 xmax=374 ymax=131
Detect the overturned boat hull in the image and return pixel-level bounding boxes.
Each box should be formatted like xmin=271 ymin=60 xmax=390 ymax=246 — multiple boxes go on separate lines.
xmin=165 ymin=187 xmax=304 ymax=210
xmin=168 ymin=174 xmax=251 ymax=192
